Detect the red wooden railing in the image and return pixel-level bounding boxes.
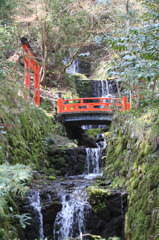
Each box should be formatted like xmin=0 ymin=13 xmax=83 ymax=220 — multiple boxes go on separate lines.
xmin=57 ymin=96 xmax=130 ymax=113
xmin=21 ymin=37 xmax=41 ymax=106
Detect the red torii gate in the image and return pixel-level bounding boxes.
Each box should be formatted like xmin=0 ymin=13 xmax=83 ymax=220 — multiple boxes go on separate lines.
xmin=21 ymin=37 xmax=41 ymax=106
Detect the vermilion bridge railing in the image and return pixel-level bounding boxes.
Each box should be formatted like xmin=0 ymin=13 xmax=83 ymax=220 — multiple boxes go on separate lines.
xmin=57 ymin=96 xmax=130 ymax=113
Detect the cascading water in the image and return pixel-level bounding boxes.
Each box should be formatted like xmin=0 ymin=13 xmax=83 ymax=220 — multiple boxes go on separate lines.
xmin=53 ymin=189 xmax=87 ymax=240
xmin=20 ymin=76 xmax=126 ymax=239
xmin=27 ymin=191 xmax=44 ymax=240
xmin=101 ymin=80 xmax=109 ymax=97
xmin=63 ymin=58 xmax=80 ymax=74
xmin=92 ymin=80 xmax=111 ymax=98
xmin=82 ymin=80 xmax=114 ymax=130
xmin=85 ymin=148 xmax=101 ymax=174
xmin=84 ymin=133 xmax=106 ymax=179
xmin=53 ymin=135 xmax=105 ymax=239
xmin=53 ymin=79 xmax=110 ymax=239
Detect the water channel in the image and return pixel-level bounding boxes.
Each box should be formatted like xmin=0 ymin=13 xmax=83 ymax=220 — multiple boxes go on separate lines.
xmin=21 ymin=79 xmax=127 ymax=240
xmin=52 ymin=81 xmax=110 ymax=240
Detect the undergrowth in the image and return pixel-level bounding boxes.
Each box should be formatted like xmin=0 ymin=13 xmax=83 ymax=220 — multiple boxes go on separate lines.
xmin=104 ymin=102 xmax=159 ymax=240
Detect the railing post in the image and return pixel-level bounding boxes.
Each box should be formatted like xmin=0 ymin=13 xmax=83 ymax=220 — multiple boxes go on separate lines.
xmin=24 ymin=57 xmax=30 ymax=99
xmin=57 ymin=98 xmax=63 ymax=113
xmin=127 ymin=102 xmax=130 ymax=111
xmin=34 ymin=65 xmax=41 ymax=106
xmin=122 ymin=96 xmax=127 ymax=111
xmin=58 ymin=92 xmax=62 ymax=98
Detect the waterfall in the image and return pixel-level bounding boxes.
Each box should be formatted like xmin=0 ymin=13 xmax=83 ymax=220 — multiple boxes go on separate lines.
xmin=27 ymin=191 xmax=44 ymax=240
xmin=101 ymin=80 xmax=109 ymax=97
xmin=85 ymin=148 xmax=101 ymax=174
xmin=53 ymin=189 xmax=87 ymax=240
xmin=84 ymin=133 xmax=106 ymax=179
xmin=53 ymin=137 xmax=105 ymax=239
xmin=92 ymin=80 xmax=111 ymax=98
xmin=82 ymin=125 xmax=107 ymax=130
xmin=21 ymin=77 xmax=125 ymax=240
xmin=53 ymin=79 xmax=113 ymax=239
xmin=63 ymin=58 xmax=80 ymax=74
xmin=82 ymin=80 xmax=114 ymax=130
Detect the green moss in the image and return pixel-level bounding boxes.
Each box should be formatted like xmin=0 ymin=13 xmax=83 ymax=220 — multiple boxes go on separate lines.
xmin=1 ymin=106 xmax=57 ymax=169
xmin=110 ymin=177 xmax=125 ymax=189
xmin=0 ymin=229 xmax=6 ymax=240
xmin=48 ymin=176 xmax=56 ymax=180
xmin=104 ymin=132 xmax=110 ymax=138
xmin=87 ymin=186 xmax=108 ymax=217
xmin=0 ymin=147 xmax=4 ymax=163
xmin=104 ymin=106 xmax=159 ymax=240
xmin=74 ymin=78 xmax=92 ymax=98
xmin=131 ymin=177 xmax=140 ymax=189
xmin=86 ymin=128 xmax=103 ymax=138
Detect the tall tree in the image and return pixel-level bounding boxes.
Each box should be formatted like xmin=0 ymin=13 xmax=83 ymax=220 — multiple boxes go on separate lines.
xmin=106 ymin=0 xmax=159 ymax=108
xmin=0 ymin=0 xmax=17 ymax=19
xmin=36 ymin=0 xmax=94 ymax=84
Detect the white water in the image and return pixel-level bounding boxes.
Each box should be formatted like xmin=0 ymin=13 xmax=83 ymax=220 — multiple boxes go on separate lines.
xmin=29 ymin=191 xmax=44 ymax=240
xmin=53 ymin=189 xmax=87 ymax=240
xmin=63 ymin=58 xmax=80 ymax=74
xmin=92 ymin=80 xmax=112 ymax=98
xmin=82 ymin=80 xmax=113 ymax=130
xmin=53 ymin=80 xmax=110 ymax=239
xmin=101 ymin=80 xmax=110 ymax=97
xmin=85 ymin=148 xmax=101 ymax=174
xmin=99 ymin=133 xmax=107 ymax=149
xmin=53 ymin=142 xmax=105 ymax=239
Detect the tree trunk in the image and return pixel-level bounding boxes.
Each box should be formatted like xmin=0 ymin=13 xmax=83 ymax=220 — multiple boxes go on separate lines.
xmin=40 ymin=43 xmax=48 ymax=86
xmin=116 ymin=80 xmax=125 ymax=110
xmin=136 ymin=81 xmax=140 ymax=109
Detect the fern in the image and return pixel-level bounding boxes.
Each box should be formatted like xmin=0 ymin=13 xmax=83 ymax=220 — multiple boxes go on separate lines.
xmin=0 ymin=163 xmax=32 ymax=214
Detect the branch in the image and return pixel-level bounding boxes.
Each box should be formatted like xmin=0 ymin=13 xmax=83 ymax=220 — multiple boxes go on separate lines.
xmin=62 ymin=48 xmax=80 ymax=74
xmin=40 ymin=7 xmax=48 ymax=85
xmin=57 ymin=19 xmax=98 ymax=81
xmin=0 ymin=55 xmax=22 ymax=85
xmin=115 ymin=80 xmax=125 ymax=110
xmin=40 ymin=0 xmax=77 ymax=85
xmin=52 ymin=0 xmax=79 ymax=22
xmin=126 ymin=0 xmax=129 ymax=15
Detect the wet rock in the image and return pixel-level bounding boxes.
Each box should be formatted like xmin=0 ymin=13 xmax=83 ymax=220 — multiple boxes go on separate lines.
xmin=99 ymin=180 xmax=112 ymax=186
xmin=19 ymin=188 xmax=61 ymax=240
xmin=86 ymin=190 xmax=127 ymax=239
xmin=64 ymin=147 xmax=86 ymax=175
xmin=65 ymin=125 xmax=98 ymax=147
xmin=48 ymin=146 xmax=88 ymax=176
xmin=19 ymin=190 xmax=43 ymax=240
xmin=42 ymin=201 xmax=62 ymax=238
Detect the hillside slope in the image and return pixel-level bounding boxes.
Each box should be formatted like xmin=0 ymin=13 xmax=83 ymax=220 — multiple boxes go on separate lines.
xmin=104 ymin=103 xmax=159 ymax=240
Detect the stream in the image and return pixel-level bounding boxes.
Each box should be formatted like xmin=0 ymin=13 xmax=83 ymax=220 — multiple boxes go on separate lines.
xmin=53 ymin=135 xmax=105 ymax=240
xmin=20 ymin=79 xmax=127 ymax=240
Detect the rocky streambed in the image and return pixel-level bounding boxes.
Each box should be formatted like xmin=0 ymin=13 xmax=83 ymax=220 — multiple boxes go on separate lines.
xmin=19 ymin=149 xmax=127 ymax=240
xmin=19 ymin=80 xmax=127 ymax=240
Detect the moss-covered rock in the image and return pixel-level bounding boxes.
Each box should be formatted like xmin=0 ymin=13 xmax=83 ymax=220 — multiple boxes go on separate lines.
xmin=86 ymin=128 xmax=103 ymax=139
xmin=104 ymin=106 xmax=159 ymax=240
xmin=87 ymin=186 xmax=108 ymax=216
xmin=0 ymin=83 xmax=67 ymax=172
xmin=74 ymin=77 xmax=92 ymax=98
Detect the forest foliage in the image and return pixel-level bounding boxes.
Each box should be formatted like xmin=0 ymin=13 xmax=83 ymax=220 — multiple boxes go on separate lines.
xmin=0 ymin=0 xmax=158 ymax=239
xmin=106 ymin=0 xmax=159 ymax=108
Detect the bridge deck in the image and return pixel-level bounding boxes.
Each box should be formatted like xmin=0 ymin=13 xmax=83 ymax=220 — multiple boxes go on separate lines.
xmin=57 ymin=96 xmax=130 ymax=126
xmin=57 ymin=111 xmax=112 ymax=126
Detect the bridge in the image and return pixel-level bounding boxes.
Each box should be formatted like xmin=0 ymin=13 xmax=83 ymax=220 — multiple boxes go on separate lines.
xmin=57 ymin=96 xmax=130 ymax=126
